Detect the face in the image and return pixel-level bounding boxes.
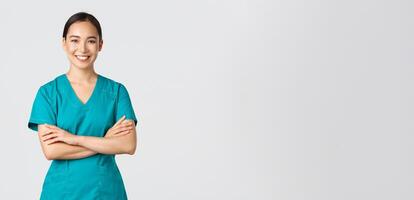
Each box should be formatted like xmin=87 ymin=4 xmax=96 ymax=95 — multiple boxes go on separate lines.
xmin=62 ymin=21 xmax=103 ymax=70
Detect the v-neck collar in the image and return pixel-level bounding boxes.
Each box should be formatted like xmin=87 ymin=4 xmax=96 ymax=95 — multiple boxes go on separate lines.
xmin=62 ymin=73 xmax=101 ymax=107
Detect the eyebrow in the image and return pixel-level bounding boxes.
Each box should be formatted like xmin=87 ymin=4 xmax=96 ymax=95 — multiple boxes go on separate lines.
xmin=68 ymin=35 xmax=97 ymax=39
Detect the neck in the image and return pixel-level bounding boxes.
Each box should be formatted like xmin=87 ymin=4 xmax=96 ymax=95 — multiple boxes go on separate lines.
xmin=66 ymin=65 xmax=97 ymax=83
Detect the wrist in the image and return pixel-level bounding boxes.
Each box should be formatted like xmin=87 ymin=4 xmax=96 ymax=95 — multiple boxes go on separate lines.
xmin=76 ymin=135 xmax=85 ymax=146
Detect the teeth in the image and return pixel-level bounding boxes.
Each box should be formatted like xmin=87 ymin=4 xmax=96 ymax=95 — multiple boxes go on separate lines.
xmin=76 ymin=55 xmax=89 ymax=61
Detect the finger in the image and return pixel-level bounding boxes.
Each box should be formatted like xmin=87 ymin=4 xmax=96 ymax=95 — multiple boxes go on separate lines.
xmin=43 ymin=133 xmax=57 ymax=142
xmin=110 ymin=128 xmax=127 ymax=136
xmin=114 ymin=130 xmax=131 ymax=137
xmin=105 ymin=129 xmax=119 ymax=138
xmin=46 ymin=138 xmax=59 ymax=145
xmin=113 ymin=123 xmax=131 ymax=131
xmin=119 ymin=123 xmax=134 ymax=129
xmin=39 ymin=129 xmax=54 ymax=137
xmin=43 ymin=130 xmax=62 ymax=138
xmin=41 ymin=132 xmax=53 ymax=138
xmin=117 ymin=131 xmax=131 ymax=137
xmin=114 ymin=120 xmax=132 ymax=130
xmin=111 ymin=127 xmax=125 ymax=135
xmin=121 ymin=119 xmax=133 ymax=124
xmin=43 ymin=129 xmax=58 ymax=135
xmin=42 ymin=131 xmax=57 ymax=138
xmin=105 ymin=129 xmax=125 ymax=138
xmin=106 ymin=131 xmax=120 ymax=138
xmin=45 ymin=124 xmax=60 ymax=130
xmin=108 ymin=122 xmax=133 ymax=135
xmin=123 ymin=120 xmax=135 ymax=127
xmin=114 ymin=126 xmax=134 ymax=134
xmin=44 ymin=134 xmax=57 ymax=143
xmin=45 ymin=124 xmax=55 ymax=128
xmin=125 ymin=120 xmax=134 ymax=125
xmin=114 ymin=115 xmax=126 ymax=127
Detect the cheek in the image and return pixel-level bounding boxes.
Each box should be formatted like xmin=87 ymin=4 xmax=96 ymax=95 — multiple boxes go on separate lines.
xmin=66 ymin=44 xmax=77 ymax=53
xmin=88 ymin=44 xmax=99 ymax=51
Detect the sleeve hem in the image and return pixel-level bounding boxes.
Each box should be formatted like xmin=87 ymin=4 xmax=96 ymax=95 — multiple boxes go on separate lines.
xmin=28 ymin=118 xmax=56 ymax=132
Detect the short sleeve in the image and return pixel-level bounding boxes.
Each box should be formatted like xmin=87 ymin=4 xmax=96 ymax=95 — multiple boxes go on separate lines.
xmin=115 ymin=84 xmax=138 ymax=126
xmin=27 ymin=86 xmax=57 ymax=132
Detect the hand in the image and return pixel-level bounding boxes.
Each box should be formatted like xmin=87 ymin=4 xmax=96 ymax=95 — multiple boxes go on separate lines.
xmin=41 ymin=124 xmax=79 ymax=145
xmin=105 ymin=115 xmax=135 ymax=138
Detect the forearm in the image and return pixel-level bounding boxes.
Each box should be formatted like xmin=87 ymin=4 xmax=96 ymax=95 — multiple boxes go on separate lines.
xmin=47 ymin=142 xmax=98 ymax=160
xmin=76 ymin=135 xmax=133 ymax=155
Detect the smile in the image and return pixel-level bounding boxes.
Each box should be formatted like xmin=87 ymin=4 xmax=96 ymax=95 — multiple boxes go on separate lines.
xmin=75 ymin=55 xmax=90 ymax=61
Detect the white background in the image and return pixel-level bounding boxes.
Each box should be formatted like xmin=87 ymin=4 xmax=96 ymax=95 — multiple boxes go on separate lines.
xmin=0 ymin=0 xmax=412 ymax=199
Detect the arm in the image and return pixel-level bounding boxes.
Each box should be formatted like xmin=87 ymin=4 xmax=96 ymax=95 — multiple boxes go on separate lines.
xmin=37 ymin=124 xmax=97 ymax=160
xmin=77 ymin=121 xmax=137 ymax=155
xmin=40 ymin=118 xmax=137 ymax=158
xmin=42 ymin=142 xmax=97 ymax=160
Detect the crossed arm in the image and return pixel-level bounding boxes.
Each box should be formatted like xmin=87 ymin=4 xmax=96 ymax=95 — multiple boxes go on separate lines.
xmin=37 ymin=116 xmax=137 ymax=160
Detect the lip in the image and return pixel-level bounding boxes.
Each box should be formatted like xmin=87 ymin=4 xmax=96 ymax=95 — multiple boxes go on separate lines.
xmin=75 ymin=55 xmax=90 ymax=61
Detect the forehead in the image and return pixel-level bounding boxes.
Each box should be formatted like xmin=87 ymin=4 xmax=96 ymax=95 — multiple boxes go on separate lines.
xmin=67 ymin=21 xmax=99 ymax=37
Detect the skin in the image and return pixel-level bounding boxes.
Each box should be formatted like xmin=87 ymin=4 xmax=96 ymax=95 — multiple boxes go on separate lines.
xmin=37 ymin=21 xmax=137 ymax=160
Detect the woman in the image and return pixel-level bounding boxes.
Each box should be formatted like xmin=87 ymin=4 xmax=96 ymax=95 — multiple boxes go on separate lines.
xmin=27 ymin=12 xmax=138 ymax=200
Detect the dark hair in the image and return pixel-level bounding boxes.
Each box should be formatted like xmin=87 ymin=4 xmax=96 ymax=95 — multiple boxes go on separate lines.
xmin=62 ymin=12 xmax=102 ymax=40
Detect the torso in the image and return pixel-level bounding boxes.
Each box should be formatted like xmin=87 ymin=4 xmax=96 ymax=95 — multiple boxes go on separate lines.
xmin=39 ymin=73 xmax=128 ymax=199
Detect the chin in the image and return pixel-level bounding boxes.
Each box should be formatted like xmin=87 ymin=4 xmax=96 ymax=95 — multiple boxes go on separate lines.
xmin=70 ymin=61 xmax=92 ymax=69
xmin=76 ymin=64 xmax=93 ymax=69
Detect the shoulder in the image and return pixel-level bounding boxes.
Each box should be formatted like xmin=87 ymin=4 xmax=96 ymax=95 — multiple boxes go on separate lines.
xmin=36 ymin=74 xmax=62 ymax=98
xmin=98 ymin=74 xmax=130 ymax=95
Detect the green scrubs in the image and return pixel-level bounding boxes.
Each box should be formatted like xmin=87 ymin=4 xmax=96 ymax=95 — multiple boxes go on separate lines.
xmin=27 ymin=73 xmax=138 ymax=200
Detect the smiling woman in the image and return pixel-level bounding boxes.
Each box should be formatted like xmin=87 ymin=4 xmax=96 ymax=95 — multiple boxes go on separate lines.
xmin=27 ymin=12 xmax=138 ymax=200
xmin=62 ymin=13 xmax=102 ymax=71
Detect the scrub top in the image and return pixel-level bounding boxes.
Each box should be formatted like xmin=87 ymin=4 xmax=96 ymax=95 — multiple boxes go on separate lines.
xmin=27 ymin=73 xmax=138 ymax=200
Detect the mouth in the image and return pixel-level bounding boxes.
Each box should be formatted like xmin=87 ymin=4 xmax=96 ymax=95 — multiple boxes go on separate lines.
xmin=75 ymin=55 xmax=90 ymax=61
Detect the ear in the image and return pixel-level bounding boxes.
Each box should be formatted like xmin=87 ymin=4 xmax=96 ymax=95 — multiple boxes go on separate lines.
xmin=99 ymin=40 xmax=103 ymax=52
xmin=61 ymin=37 xmax=66 ymax=51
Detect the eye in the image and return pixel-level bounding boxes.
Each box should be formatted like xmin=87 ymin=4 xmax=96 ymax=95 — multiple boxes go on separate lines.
xmin=70 ymin=39 xmax=78 ymax=43
xmin=88 ymin=40 xmax=96 ymax=44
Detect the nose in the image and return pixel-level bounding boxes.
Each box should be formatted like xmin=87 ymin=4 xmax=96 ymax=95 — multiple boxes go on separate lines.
xmin=78 ymin=41 xmax=88 ymax=53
